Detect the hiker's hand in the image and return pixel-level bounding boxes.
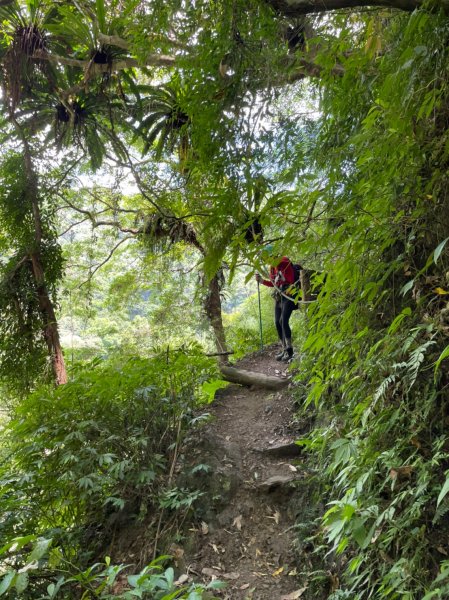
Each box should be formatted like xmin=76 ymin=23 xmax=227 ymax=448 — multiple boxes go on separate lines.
xmin=255 ymin=273 xmax=263 ymax=283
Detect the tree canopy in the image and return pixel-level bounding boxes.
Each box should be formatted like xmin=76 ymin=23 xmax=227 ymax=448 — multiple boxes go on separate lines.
xmin=2 ymin=0 xmax=449 ymax=598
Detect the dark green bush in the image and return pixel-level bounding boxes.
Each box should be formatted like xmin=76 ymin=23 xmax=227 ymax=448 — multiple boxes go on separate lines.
xmin=0 ymin=346 xmax=216 ymax=587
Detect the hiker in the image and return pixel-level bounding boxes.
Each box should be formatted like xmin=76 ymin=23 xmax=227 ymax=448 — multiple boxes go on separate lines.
xmin=256 ymin=251 xmax=300 ymax=361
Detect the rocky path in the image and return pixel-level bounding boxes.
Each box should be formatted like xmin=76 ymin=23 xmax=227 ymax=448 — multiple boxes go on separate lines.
xmin=181 ymin=345 xmax=309 ymax=600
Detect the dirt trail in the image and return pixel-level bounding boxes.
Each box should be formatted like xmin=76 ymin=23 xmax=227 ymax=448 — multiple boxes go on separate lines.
xmin=181 ymin=345 xmax=308 ymax=599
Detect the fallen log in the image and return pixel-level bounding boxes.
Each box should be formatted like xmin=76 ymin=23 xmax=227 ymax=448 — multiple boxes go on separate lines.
xmin=219 ymin=365 xmax=290 ymax=390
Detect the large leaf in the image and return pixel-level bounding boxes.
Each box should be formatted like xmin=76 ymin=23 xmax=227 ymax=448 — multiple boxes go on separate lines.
xmin=434 ymin=236 xmax=449 ymax=264
xmin=95 ymin=0 xmax=106 ymax=33
xmin=0 ymin=572 xmax=15 ymax=596
xmin=434 ymin=344 xmax=449 ymax=380
xmin=14 ymin=572 xmax=28 ymax=595
xmin=28 ymin=538 xmax=52 ymax=562
xmin=437 ymin=474 xmax=449 ymax=507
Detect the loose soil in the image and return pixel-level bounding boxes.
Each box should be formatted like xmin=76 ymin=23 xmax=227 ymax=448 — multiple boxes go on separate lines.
xmin=180 ymin=344 xmax=311 ymax=600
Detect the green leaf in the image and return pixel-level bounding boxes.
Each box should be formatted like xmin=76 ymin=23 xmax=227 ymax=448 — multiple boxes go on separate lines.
xmin=0 ymin=572 xmax=15 ymax=596
xmin=200 ymin=379 xmax=228 ymax=403
xmin=164 ymin=567 xmax=174 ymax=589
xmin=434 ymin=344 xmax=449 ymax=380
xmin=96 ymin=0 xmax=106 ymax=32
xmin=245 ymin=269 xmax=256 ymax=284
xmin=47 ymin=582 xmax=61 ymax=599
xmin=28 ymin=538 xmax=52 ymax=562
xmin=421 ymin=592 xmax=441 ymax=600
xmin=15 ymin=572 xmax=28 ymax=594
xmin=388 ymin=307 xmax=412 ymax=334
xmin=0 ymin=535 xmax=36 ymax=557
xmin=207 ymin=580 xmax=227 ymax=589
xmin=186 ymin=592 xmax=203 ymax=600
xmin=434 ymin=237 xmax=449 ymax=264
xmin=400 ymin=280 xmax=414 ymax=296
xmin=434 ymin=565 xmax=449 ymax=585
xmin=437 ymin=474 xmax=449 ymax=507
xmin=351 ymin=518 xmax=368 ymax=548
xmin=414 ymin=45 xmax=427 ymax=55
xmin=160 ymin=588 xmax=181 ymax=599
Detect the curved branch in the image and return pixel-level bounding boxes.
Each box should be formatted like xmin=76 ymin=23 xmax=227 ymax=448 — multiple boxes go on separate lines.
xmin=97 ymin=33 xmax=130 ymax=50
xmin=59 ymin=216 xmax=91 ymax=237
xmin=78 ymin=235 xmax=133 ymax=286
xmin=93 ymin=220 xmax=140 ymax=234
xmin=32 ymin=50 xmax=176 ymax=72
xmin=97 ymin=32 xmax=187 ymax=51
xmin=265 ymin=0 xmax=428 ymax=16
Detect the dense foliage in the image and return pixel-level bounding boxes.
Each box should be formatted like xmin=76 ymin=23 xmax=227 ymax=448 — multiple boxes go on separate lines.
xmin=288 ymin=9 xmax=449 ymax=600
xmin=0 ymin=347 xmax=219 ymax=597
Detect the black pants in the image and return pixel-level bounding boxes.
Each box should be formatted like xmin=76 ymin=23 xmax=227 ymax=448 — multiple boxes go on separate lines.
xmin=274 ymin=295 xmax=295 ymax=345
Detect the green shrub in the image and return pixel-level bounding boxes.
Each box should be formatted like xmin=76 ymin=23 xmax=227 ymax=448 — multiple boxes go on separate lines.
xmin=284 ymin=10 xmax=449 ymax=599
xmin=0 ymin=539 xmax=225 ymax=599
xmin=0 ymin=346 xmax=216 ymax=577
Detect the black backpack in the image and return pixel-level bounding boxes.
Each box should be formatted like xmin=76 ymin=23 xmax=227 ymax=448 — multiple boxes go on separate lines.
xmin=292 ymin=262 xmax=303 ymax=285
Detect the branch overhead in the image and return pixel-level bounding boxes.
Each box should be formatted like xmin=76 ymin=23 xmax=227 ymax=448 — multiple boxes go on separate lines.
xmin=266 ymin=0 xmax=425 ymax=16
xmin=32 ymin=50 xmax=176 ymax=72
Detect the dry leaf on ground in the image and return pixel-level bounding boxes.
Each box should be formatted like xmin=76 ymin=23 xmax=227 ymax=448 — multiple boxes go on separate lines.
xmin=201 ymin=521 xmax=209 ymax=535
xmin=201 ymin=567 xmax=221 ymax=578
xmin=233 ymin=514 xmax=243 ymax=530
xmin=222 ymin=572 xmax=240 ymax=580
xmin=280 ymin=587 xmax=308 ymax=599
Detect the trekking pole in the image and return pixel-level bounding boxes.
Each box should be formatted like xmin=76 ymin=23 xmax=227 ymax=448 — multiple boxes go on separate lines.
xmin=257 ymin=280 xmax=263 ymax=351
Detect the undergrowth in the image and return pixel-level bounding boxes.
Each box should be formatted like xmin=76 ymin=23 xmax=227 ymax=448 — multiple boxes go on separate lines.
xmin=289 ymin=8 xmax=449 ymax=599
xmin=0 ymin=345 xmax=219 ymax=598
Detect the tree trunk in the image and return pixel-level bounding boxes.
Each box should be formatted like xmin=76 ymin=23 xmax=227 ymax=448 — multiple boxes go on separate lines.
xmin=30 ymin=253 xmax=68 ymax=385
xmin=14 ymin=119 xmax=68 ymax=385
xmin=300 ymin=269 xmax=311 ymax=302
xmin=203 ymin=270 xmax=229 ymax=361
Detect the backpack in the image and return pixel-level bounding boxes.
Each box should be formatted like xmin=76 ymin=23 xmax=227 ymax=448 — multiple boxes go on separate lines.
xmin=292 ymin=262 xmax=303 ymax=285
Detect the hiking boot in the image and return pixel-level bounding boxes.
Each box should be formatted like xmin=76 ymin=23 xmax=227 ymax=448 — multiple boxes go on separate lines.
xmin=275 ymin=349 xmax=287 ymax=361
xmin=281 ymin=347 xmax=294 ymax=362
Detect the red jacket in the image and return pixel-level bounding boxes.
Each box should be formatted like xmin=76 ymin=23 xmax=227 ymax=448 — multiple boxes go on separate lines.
xmin=260 ymin=257 xmax=295 ymax=288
